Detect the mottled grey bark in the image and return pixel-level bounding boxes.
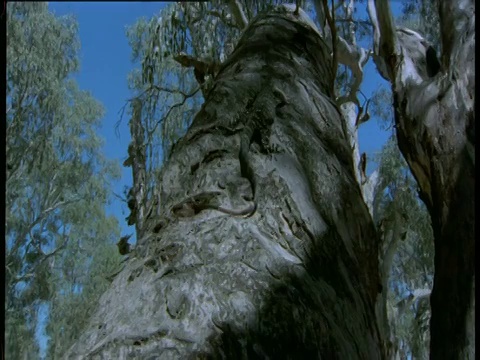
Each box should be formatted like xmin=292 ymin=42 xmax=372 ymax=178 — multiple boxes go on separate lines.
xmin=369 ymin=0 xmax=475 ymax=358
xmin=124 ymin=98 xmax=147 ymax=239
xmin=65 ymin=6 xmax=384 ymax=359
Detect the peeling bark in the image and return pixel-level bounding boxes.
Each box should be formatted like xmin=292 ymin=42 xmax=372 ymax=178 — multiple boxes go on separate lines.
xmin=125 ymin=99 xmax=147 ymax=240
xmin=369 ymin=0 xmax=475 ymax=358
xmin=65 ymin=6 xmax=384 ymax=359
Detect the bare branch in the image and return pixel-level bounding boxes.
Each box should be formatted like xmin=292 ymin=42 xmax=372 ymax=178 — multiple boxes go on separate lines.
xmin=323 ymin=0 xmax=337 ymax=77
xmin=227 ymin=0 xmax=248 ymax=30
xmin=335 ymin=37 xmax=370 ymax=106
xmin=354 ymin=98 xmax=371 ymax=127
xmin=11 ymin=238 xmax=68 ymax=286
xmin=42 ymin=196 xmax=82 ymax=215
xmin=312 ymin=1 xmax=372 ymax=108
xmin=368 ymin=0 xmax=397 ymax=80
xmin=344 ymin=0 xmax=356 ymax=45
xmin=173 ymin=53 xmax=220 ymax=75
xmin=147 ymin=87 xmax=201 ymax=140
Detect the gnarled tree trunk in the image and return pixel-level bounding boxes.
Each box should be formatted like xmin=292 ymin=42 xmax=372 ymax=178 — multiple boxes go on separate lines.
xmin=66 ymin=6 xmax=385 ymax=359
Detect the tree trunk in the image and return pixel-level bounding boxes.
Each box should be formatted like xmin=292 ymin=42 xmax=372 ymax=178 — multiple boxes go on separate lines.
xmin=369 ymin=0 xmax=475 ymax=358
xmin=125 ymin=98 xmax=148 ymax=239
xmin=66 ymin=6 xmax=384 ymax=359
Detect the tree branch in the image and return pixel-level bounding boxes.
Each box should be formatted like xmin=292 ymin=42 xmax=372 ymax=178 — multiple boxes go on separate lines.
xmin=367 ymin=0 xmax=396 ymax=80
xmin=322 ymin=0 xmax=337 ymax=82
xmin=335 ymin=37 xmax=370 ymax=106
xmin=148 ymin=87 xmax=201 ymax=140
xmin=206 ymin=9 xmax=237 ymax=28
xmin=227 ymin=0 xmax=248 ymax=30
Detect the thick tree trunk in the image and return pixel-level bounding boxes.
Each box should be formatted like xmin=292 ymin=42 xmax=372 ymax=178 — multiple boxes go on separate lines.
xmin=369 ymin=0 xmax=475 ymax=358
xmin=66 ymin=6 xmax=384 ymax=359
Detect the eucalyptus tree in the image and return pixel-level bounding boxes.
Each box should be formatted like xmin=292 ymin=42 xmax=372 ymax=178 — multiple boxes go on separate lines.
xmin=364 ymin=1 xmax=443 ymax=357
xmin=45 ymin=239 xmax=124 ymax=358
xmin=121 ymin=13 xmax=203 ymax=239
xmin=369 ymin=135 xmax=434 ymax=359
xmin=67 ymin=1 xmax=474 ymax=359
xmin=368 ymin=1 xmax=474 ymax=358
xmin=6 ymin=2 xmax=121 ymax=358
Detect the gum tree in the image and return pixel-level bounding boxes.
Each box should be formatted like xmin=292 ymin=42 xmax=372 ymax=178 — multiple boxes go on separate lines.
xmin=67 ymin=1 xmax=474 ymax=358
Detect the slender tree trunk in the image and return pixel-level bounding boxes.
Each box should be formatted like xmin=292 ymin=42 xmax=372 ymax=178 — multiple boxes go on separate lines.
xmin=66 ymin=7 xmax=384 ymax=359
xmin=127 ymin=98 xmax=147 ymax=239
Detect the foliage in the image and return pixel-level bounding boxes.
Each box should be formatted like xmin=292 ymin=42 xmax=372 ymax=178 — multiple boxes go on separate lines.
xmin=374 ymin=136 xmax=434 ymax=359
xmin=122 ymin=1 xmax=442 ymax=358
xmin=122 ymin=1 xmax=329 ymax=209
xmin=6 ymin=2 xmax=121 ymax=357
xmin=5 ymin=307 xmax=41 ymax=359
xmin=123 ymin=4 xmax=201 ymax=207
xmin=122 ymin=1 xmax=320 ymax=224
xmin=127 ymin=6 xmax=437 ymax=359
xmin=400 ymin=0 xmax=440 ymax=46
xmin=374 ymin=6 xmax=440 ymax=357
xmin=45 ymin=239 xmax=122 ymax=358
xmin=124 ymin=0 xmax=316 ymax=159
xmin=367 ymin=9 xmax=438 ymax=355
xmin=369 ymin=86 xmax=394 ymax=131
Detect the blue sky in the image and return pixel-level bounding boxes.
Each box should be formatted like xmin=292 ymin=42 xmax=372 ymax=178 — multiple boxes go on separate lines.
xmin=46 ymin=1 xmax=397 ymax=249
xmin=49 ymin=2 xmax=168 ymax=245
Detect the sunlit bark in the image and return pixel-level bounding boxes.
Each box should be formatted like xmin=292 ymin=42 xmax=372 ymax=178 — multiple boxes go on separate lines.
xmin=65 ymin=6 xmax=385 ymax=359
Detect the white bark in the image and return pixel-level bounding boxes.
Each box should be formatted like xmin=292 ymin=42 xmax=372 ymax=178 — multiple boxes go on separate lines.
xmin=368 ymin=1 xmax=475 ymax=358
xmin=65 ymin=6 xmax=384 ymax=359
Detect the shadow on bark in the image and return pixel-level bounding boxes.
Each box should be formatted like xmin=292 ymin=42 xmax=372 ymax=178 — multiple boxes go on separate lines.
xmin=198 ymin=232 xmax=380 ymax=359
xmin=429 ymin=145 xmax=475 ymax=359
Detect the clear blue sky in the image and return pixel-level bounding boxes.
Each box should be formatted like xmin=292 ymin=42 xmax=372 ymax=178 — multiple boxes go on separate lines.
xmin=47 ymin=1 xmax=395 ymax=247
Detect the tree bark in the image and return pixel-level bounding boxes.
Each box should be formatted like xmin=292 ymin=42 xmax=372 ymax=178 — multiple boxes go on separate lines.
xmin=66 ymin=6 xmax=384 ymax=359
xmin=125 ymin=98 xmax=147 ymax=239
xmin=369 ymin=0 xmax=475 ymax=358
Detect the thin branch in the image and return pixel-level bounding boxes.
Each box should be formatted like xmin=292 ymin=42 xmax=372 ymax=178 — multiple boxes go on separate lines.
xmin=173 ymin=53 xmax=220 ymax=75
xmin=112 ymin=190 xmax=127 ymax=203
xmin=116 ymin=81 xmax=197 ymax=136
xmin=323 ymin=0 xmax=337 ymax=82
xmin=11 ymin=238 xmax=68 ymax=285
xmin=8 ymin=194 xmax=82 ymax=259
xmin=148 ymin=87 xmax=201 ymax=139
xmin=335 ymin=18 xmax=372 ymax=27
